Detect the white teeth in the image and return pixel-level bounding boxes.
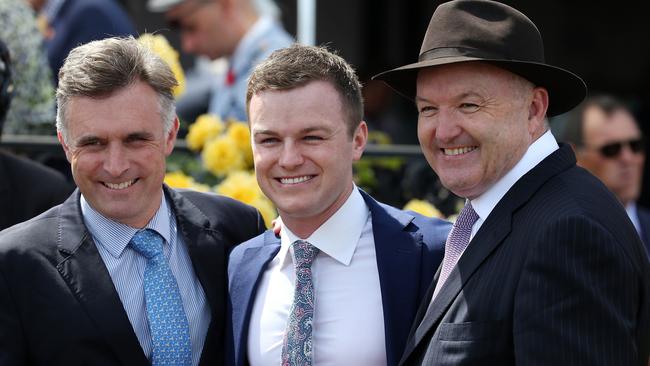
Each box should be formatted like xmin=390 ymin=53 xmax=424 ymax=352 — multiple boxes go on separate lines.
xmin=104 ymin=179 xmax=135 ymax=190
xmin=443 ymin=146 xmax=477 ymax=156
xmin=280 ymin=176 xmax=313 ymax=184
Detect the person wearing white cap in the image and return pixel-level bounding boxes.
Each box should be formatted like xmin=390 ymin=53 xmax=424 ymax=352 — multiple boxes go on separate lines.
xmin=148 ymin=0 xmax=293 ymax=123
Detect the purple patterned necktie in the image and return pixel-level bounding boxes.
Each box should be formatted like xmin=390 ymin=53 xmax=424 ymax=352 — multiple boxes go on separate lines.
xmin=431 ymin=202 xmax=479 ymax=300
xmin=282 ymin=240 xmax=320 ymax=366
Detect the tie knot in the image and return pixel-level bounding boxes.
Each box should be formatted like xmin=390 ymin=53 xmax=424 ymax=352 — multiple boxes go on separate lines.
xmin=130 ymin=229 xmax=164 ymax=260
xmin=455 ymin=202 xmax=479 ymax=230
xmin=292 ymin=240 xmax=319 ymax=269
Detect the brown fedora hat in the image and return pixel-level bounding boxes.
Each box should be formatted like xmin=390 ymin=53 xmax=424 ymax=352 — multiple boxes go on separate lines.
xmin=373 ymin=0 xmax=586 ymax=117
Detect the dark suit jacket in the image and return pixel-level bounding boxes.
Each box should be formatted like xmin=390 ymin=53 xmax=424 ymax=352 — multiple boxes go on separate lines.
xmin=227 ymin=190 xmax=451 ymax=366
xmin=0 ymin=186 xmax=266 ymax=365
xmin=400 ymin=144 xmax=650 ymax=365
xmin=0 ymin=150 xmax=73 ymax=231
xmin=635 ymin=204 xmax=650 ymax=259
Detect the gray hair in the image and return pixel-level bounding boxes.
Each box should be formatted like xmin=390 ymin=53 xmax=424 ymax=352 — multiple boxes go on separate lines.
xmin=247 ymin=44 xmax=364 ymax=136
xmin=56 ymin=36 xmax=177 ymax=142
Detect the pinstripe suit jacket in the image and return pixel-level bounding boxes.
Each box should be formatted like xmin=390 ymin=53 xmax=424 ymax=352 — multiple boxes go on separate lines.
xmin=400 ymin=144 xmax=650 ymax=365
xmin=0 ymin=186 xmax=265 ymax=366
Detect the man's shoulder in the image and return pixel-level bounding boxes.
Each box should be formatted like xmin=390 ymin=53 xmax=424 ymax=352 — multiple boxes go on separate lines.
xmin=172 ymin=189 xmax=259 ymax=218
xmin=228 ymin=230 xmax=275 ymax=267
xmin=0 ymin=204 xmax=63 ymax=254
xmin=363 ymin=191 xmax=451 ymax=231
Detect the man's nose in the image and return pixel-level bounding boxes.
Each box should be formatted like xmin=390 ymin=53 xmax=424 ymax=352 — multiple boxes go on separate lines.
xmin=103 ymin=144 xmax=129 ymax=177
xmin=278 ymin=142 xmax=304 ymax=169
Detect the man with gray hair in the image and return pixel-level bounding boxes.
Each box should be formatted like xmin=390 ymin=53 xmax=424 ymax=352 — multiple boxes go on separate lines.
xmin=0 ymin=36 xmax=265 ymax=365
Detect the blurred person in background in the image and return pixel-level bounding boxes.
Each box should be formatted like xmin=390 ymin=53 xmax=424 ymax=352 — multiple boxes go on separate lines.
xmin=148 ymin=0 xmax=293 ymax=123
xmin=0 ymin=0 xmax=56 ymax=135
xmin=0 ymin=38 xmax=71 ymax=231
xmin=556 ymin=94 xmax=650 ymax=258
xmin=28 ymin=0 xmax=137 ymax=84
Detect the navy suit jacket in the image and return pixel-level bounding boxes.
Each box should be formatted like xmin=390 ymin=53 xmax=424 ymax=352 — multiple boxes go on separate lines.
xmin=47 ymin=0 xmax=136 ymax=80
xmin=227 ymin=190 xmax=451 ymax=366
xmin=400 ymin=144 xmax=650 ymax=365
xmin=0 ymin=186 xmax=265 ymax=365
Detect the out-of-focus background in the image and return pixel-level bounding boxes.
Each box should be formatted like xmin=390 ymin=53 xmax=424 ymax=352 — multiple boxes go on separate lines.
xmin=2 ymin=0 xmax=650 ymax=221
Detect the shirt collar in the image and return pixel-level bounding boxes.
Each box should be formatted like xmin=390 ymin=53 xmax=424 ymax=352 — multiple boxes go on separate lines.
xmin=278 ymin=185 xmax=369 ymax=267
xmin=80 ymin=191 xmax=171 ymax=258
xmin=229 ymin=16 xmax=275 ymax=74
xmin=471 ymin=130 xmax=559 ymax=222
xmin=626 ymin=201 xmax=642 ymax=234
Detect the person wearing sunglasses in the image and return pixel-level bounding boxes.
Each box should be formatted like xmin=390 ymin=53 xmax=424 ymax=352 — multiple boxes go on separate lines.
xmin=557 ymin=94 xmax=650 ymax=259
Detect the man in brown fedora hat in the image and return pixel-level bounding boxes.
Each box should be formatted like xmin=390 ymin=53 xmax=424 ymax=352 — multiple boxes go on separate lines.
xmin=374 ymin=0 xmax=650 ymax=364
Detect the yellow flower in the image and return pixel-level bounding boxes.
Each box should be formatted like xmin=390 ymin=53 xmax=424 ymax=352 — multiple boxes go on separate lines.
xmin=186 ymin=114 xmax=225 ymax=151
xmin=215 ymin=171 xmax=262 ymax=203
xmin=403 ymin=199 xmax=443 ymax=218
xmin=227 ymin=121 xmax=253 ymax=166
xmin=202 ymin=136 xmax=245 ymax=177
xmin=164 ymin=171 xmax=194 ymax=189
xmin=138 ymin=33 xmax=186 ymax=97
xmin=250 ymin=196 xmax=277 ymax=228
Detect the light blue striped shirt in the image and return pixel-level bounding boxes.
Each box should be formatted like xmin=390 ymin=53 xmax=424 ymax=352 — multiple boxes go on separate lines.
xmin=81 ymin=192 xmax=210 ymax=366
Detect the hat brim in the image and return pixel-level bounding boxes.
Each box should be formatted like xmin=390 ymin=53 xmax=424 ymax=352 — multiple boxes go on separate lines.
xmin=373 ymin=57 xmax=586 ymax=117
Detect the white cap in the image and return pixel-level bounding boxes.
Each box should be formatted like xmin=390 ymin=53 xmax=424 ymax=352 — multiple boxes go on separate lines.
xmin=147 ymin=0 xmax=185 ymax=12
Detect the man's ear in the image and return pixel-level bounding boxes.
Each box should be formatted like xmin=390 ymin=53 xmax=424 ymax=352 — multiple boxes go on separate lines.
xmin=528 ymin=87 xmax=549 ymax=135
xmin=352 ymin=121 xmax=368 ymax=161
xmin=164 ymin=117 xmax=180 ymax=156
xmin=57 ymin=131 xmax=73 ymax=162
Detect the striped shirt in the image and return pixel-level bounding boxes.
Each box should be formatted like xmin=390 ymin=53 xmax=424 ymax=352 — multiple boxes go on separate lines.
xmin=81 ymin=192 xmax=210 ymax=366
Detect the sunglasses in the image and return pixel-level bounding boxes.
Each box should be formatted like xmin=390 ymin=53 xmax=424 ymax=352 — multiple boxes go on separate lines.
xmin=592 ymin=138 xmax=645 ymax=158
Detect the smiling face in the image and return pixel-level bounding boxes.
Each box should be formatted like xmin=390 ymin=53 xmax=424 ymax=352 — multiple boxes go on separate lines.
xmin=249 ymin=80 xmax=367 ymax=235
xmin=58 ymin=81 xmax=178 ymax=228
xmin=415 ymin=62 xmax=548 ymax=199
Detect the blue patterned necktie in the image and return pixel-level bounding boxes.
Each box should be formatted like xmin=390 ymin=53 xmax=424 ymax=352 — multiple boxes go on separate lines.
xmin=282 ymin=240 xmax=320 ymax=366
xmin=431 ymin=202 xmax=479 ymax=300
xmin=130 ymin=229 xmax=192 ymax=366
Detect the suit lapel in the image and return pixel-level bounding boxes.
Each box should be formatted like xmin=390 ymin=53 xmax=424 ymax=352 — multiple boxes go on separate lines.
xmin=361 ymin=191 xmax=424 ymax=366
xmin=229 ymin=230 xmax=281 ymax=366
xmin=402 ymin=144 xmax=577 ymax=362
xmin=166 ymin=188 xmax=223 ymax=321
xmin=56 ymin=191 xmax=147 ymax=364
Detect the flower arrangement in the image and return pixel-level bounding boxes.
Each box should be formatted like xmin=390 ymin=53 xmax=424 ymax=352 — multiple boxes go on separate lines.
xmin=165 ymin=114 xmax=276 ymax=228
xmin=137 ymin=33 xmax=186 ymax=97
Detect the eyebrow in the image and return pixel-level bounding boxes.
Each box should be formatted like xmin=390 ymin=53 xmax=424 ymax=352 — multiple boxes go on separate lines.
xmin=415 ymin=91 xmax=484 ymax=104
xmin=253 ymin=126 xmax=334 ymax=136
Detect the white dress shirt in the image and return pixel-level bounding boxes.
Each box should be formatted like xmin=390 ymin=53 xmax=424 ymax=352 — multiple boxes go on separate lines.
xmin=247 ymin=186 xmax=388 ymax=366
xmin=470 ymin=130 xmax=559 ymax=239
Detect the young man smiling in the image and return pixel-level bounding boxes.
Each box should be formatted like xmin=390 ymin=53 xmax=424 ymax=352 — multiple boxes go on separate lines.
xmin=226 ymin=45 xmax=451 ymax=366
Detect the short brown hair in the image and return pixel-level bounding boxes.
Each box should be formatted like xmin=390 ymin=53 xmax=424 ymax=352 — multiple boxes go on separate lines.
xmin=247 ymin=44 xmax=363 ymax=136
xmin=56 ymin=36 xmax=178 ymax=142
